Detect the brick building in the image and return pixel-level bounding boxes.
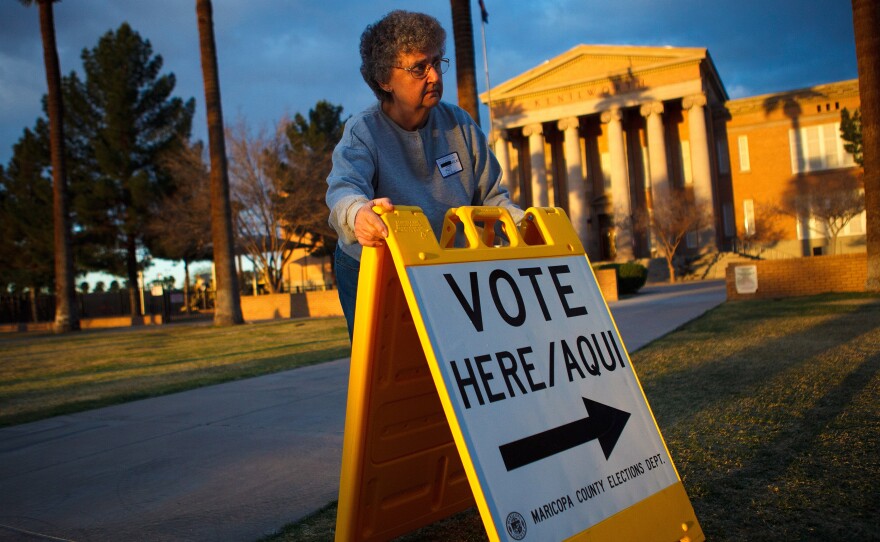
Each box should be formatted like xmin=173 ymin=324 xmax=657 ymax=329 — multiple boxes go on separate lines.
xmin=726 ymin=79 xmax=863 ymax=257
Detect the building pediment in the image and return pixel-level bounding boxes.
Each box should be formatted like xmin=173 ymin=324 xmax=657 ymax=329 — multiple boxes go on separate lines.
xmin=487 ymin=45 xmax=712 ymax=100
xmin=482 ymin=44 xmax=727 ymax=127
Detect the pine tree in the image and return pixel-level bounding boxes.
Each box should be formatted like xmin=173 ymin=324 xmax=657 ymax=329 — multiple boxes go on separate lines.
xmin=0 ymin=123 xmax=55 ymax=304
xmin=840 ymin=107 xmax=863 ymax=167
xmin=64 ymin=23 xmax=195 ymax=317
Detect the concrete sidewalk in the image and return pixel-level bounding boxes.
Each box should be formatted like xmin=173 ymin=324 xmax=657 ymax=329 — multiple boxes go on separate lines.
xmin=0 ymin=280 xmax=726 ymax=542
xmin=610 ymin=279 xmax=729 ymax=352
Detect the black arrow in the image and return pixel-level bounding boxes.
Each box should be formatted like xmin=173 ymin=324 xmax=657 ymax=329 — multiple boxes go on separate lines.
xmin=498 ymin=397 xmax=631 ymax=471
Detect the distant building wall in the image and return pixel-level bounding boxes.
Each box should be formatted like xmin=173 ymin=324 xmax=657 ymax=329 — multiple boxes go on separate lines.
xmin=594 ymin=268 xmax=618 ymax=302
xmin=726 ymin=80 xmax=865 ymax=257
xmin=240 ymin=291 xmax=343 ymax=321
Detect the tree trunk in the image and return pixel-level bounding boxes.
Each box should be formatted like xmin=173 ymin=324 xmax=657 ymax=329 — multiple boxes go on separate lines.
xmin=183 ymin=259 xmax=192 ymax=315
xmin=196 ymin=0 xmax=243 ymax=325
xmin=37 ymin=0 xmax=79 ymax=332
xmin=29 ymin=287 xmax=39 ymax=323
xmin=852 ymin=0 xmax=880 ymax=290
xmin=126 ymin=233 xmax=141 ymax=317
xmin=666 ymin=256 xmax=676 ymax=284
xmin=450 ymin=0 xmax=481 ymax=125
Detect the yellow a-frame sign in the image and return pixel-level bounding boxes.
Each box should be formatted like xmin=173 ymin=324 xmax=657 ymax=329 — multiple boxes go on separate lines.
xmin=335 ymin=206 xmax=704 ymax=542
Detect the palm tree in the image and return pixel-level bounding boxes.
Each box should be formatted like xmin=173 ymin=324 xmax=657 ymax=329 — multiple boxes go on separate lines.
xmin=852 ymin=0 xmax=879 ymax=291
xmin=196 ymin=0 xmax=243 ymax=324
xmin=20 ymin=0 xmax=79 ymax=332
xmin=450 ymin=0 xmax=481 ymax=125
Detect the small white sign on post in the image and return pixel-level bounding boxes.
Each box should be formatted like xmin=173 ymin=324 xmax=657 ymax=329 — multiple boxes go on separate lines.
xmin=735 ymin=265 xmax=758 ymax=294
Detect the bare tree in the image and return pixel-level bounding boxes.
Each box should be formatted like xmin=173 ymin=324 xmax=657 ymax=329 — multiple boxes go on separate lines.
xmin=226 ymin=121 xmax=291 ymax=294
xmin=196 ymin=0 xmax=242 ymax=324
xmin=737 ymin=200 xmax=788 ymax=257
xmin=635 ymin=188 xmax=711 ymax=282
xmin=778 ymin=171 xmax=865 ymax=255
xmin=147 ymin=141 xmax=213 ymax=313
xmin=227 ymin=120 xmax=326 ymax=294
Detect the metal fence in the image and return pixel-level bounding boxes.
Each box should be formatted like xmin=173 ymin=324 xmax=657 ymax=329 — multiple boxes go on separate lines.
xmin=0 ymin=290 xmax=183 ymax=325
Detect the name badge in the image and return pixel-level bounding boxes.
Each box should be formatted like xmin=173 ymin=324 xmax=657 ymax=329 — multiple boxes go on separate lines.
xmin=436 ymin=152 xmax=463 ymax=178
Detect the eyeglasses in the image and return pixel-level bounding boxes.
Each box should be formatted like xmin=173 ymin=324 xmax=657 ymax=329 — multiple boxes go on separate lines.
xmin=394 ymin=58 xmax=450 ymax=79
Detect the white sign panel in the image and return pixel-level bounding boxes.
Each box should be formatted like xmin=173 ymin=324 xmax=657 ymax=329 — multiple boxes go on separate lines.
xmin=407 ymin=254 xmax=679 ymax=541
xmin=735 ymin=265 xmax=758 ymax=294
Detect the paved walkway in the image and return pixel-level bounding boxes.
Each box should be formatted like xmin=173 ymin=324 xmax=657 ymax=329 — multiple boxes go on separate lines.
xmin=0 ymin=280 xmax=726 ymax=542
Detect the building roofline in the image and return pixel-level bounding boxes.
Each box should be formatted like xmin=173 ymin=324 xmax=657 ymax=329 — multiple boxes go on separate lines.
xmin=482 ymin=43 xmax=727 ymax=104
xmin=725 ymin=79 xmax=860 ymax=113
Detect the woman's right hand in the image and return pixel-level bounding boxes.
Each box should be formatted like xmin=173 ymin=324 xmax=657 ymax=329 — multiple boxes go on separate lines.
xmin=354 ymin=198 xmax=394 ymax=247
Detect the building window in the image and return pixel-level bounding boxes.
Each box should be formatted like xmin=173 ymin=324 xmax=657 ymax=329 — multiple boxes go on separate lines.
xmin=796 ymin=214 xmax=817 ymax=240
xmin=848 ymin=212 xmax=865 ymax=235
xmin=723 ymin=202 xmax=735 ymax=237
xmin=789 ymin=123 xmax=855 ymax=174
xmin=796 ymin=209 xmax=867 ymax=239
xmin=743 ymin=199 xmax=756 ymax=237
xmin=716 ymin=139 xmax=730 ymax=175
xmin=737 ymin=135 xmax=751 ymax=172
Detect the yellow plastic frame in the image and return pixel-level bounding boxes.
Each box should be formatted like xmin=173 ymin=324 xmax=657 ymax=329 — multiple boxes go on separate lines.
xmin=334 ymin=206 xmax=704 ymax=542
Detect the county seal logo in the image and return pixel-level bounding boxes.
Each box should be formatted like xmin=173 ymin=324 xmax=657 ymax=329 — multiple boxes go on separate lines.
xmin=505 ymin=511 xmax=527 ymax=540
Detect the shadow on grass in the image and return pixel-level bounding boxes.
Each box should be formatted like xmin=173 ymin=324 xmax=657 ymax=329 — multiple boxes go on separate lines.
xmin=636 ymin=296 xmax=880 ymax=539
xmin=639 ymin=297 xmax=880 ymax=426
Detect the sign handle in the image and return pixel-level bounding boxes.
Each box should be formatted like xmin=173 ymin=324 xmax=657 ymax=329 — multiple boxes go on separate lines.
xmin=438 ymin=206 xmax=522 ymax=248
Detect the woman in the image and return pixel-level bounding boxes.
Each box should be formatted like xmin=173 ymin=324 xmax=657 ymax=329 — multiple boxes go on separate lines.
xmin=326 ymin=10 xmax=522 ymax=338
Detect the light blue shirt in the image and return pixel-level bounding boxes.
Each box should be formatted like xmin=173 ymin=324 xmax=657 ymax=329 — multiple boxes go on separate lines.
xmin=326 ymin=101 xmax=522 ymax=261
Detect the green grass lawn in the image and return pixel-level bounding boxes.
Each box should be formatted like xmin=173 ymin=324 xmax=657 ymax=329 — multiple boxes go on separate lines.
xmin=264 ymin=293 xmax=880 ymax=541
xmin=0 ymin=317 xmax=351 ymax=427
xmin=2 ymin=295 xmax=878 ymax=541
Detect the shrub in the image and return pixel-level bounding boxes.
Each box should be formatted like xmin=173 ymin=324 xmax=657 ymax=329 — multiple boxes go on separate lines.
xmin=594 ymin=262 xmax=648 ymax=295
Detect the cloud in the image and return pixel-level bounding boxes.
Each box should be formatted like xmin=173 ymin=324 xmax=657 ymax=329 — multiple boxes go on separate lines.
xmin=0 ymin=51 xmax=45 ymax=118
xmin=725 ymin=84 xmax=753 ymax=100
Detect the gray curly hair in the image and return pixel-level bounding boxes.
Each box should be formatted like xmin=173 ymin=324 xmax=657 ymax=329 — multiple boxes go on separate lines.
xmin=359 ymin=10 xmax=447 ymax=102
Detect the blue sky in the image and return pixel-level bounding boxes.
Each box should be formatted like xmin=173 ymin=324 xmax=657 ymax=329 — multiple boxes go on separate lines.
xmin=0 ymin=0 xmax=858 ymax=284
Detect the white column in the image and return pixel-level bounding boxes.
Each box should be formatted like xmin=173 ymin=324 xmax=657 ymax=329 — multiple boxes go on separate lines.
xmin=493 ymin=130 xmax=513 ymax=196
xmin=641 ymin=100 xmax=670 ymax=204
xmin=523 ymin=123 xmax=548 ymax=207
xmin=600 ymin=107 xmax=631 ymax=259
xmin=558 ymin=117 xmax=589 ymax=244
xmin=683 ymin=94 xmax=717 ymax=249
xmin=682 ymin=94 xmax=713 ymax=207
